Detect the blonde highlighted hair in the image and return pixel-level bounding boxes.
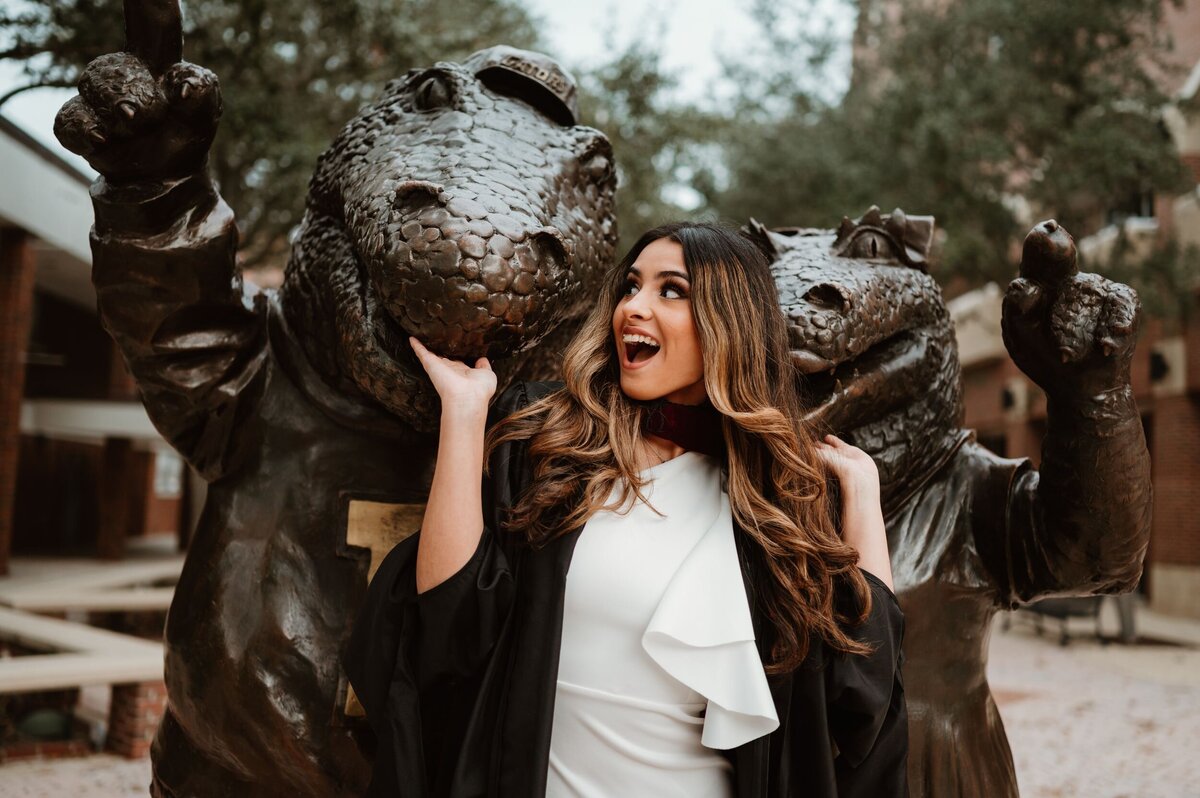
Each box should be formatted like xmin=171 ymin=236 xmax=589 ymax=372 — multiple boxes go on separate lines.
xmin=486 ymin=222 xmax=872 ymax=672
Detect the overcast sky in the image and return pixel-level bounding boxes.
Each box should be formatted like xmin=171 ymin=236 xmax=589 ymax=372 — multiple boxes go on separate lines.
xmin=0 ymin=0 xmax=852 ymax=177
xmin=529 ymin=0 xmax=762 ymax=99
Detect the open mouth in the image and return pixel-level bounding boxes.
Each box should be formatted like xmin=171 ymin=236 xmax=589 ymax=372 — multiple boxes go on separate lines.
xmin=621 ymin=335 xmax=662 ymax=369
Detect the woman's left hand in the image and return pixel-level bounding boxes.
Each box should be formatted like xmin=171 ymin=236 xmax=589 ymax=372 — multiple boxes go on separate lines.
xmin=814 ymin=433 xmax=880 ymax=499
xmin=814 ymin=434 xmax=894 ymax=591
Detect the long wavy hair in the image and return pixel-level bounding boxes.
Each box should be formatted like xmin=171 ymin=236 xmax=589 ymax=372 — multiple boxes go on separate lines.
xmin=485 ymin=222 xmax=873 ymax=672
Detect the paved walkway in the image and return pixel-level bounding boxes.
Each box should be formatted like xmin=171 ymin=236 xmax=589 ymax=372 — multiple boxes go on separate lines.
xmin=1 ymin=601 xmax=1197 ymax=796
xmin=988 ymin=603 xmax=1200 ymax=798
xmin=0 ymin=754 xmax=150 ymax=796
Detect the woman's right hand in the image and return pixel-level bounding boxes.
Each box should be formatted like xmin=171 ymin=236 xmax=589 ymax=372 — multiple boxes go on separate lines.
xmin=409 ymin=336 xmax=497 ymax=417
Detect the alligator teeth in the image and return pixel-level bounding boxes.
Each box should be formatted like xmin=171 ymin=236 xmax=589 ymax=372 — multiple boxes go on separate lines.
xmin=622 ymin=334 xmax=660 ymax=347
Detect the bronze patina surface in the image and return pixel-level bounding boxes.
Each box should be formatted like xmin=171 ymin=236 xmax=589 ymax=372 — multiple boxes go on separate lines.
xmin=750 ymin=209 xmax=1151 ymax=797
xmin=54 ymin=1 xmax=616 ymax=795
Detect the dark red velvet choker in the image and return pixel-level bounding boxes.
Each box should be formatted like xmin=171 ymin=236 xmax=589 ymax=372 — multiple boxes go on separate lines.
xmin=641 ymin=398 xmax=726 ymax=458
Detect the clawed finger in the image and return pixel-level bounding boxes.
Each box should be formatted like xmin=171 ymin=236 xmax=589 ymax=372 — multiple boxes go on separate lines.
xmin=1019 ymin=220 xmax=1078 ymax=286
xmin=1003 ymin=278 xmax=1045 ymax=317
xmin=123 ymin=0 xmax=184 ymax=76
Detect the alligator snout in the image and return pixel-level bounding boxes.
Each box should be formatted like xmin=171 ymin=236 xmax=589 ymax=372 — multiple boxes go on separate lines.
xmin=327 ymin=53 xmax=616 ymax=363
xmin=281 ymin=46 xmax=615 ymax=431
xmin=766 ymin=218 xmax=946 ymax=423
xmin=367 ymin=185 xmax=574 ymax=358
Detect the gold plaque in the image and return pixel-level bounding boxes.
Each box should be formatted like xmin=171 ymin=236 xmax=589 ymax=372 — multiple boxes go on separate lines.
xmin=343 ymin=499 xmax=425 ymax=717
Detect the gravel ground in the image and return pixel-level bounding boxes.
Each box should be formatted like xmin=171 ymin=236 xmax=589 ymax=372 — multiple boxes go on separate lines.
xmin=2 ymin=610 xmax=1198 ymax=797
xmin=0 ymin=754 xmax=150 ymax=796
xmin=988 ymin=611 xmax=1200 ymax=798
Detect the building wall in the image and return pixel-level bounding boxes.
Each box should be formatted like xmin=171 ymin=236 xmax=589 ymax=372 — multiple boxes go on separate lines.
xmin=12 ymin=435 xmax=101 ymax=555
xmin=1147 ymin=391 xmax=1200 ymax=616
xmin=0 ymin=229 xmax=37 ymax=573
xmin=12 ymin=433 xmax=182 ymax=555
xmin=23 ymin=290 xmax=116 ymax=400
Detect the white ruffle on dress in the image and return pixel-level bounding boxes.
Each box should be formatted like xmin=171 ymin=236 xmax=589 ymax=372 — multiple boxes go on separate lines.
xmin=546 ymin=451 xmax=780 ymax=798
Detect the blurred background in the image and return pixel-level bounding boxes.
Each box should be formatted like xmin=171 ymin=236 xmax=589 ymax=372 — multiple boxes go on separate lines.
xmin=0 ymin=0 xmax=1197 ymax=795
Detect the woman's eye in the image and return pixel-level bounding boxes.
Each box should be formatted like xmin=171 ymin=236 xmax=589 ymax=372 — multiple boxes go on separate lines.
xmin=620 ymin=280 xmax=685 ymax=299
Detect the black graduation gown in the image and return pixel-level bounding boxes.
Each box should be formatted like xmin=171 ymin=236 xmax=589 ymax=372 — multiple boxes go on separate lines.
xmin=344 ymin=381 xmax=908 ymax=798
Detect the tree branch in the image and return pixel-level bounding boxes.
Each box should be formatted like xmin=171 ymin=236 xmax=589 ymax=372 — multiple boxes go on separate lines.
xmin=0 ymin=44 xmax=47 ymax=61
xmin=0 ymin=80 xmax=75 ymax=108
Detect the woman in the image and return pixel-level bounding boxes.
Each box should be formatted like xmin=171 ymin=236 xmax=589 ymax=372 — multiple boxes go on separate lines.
xmin=345 ymin=222 xmax=907 ymax=797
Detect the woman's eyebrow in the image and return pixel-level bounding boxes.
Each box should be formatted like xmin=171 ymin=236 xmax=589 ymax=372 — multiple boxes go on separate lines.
xmin=627 ymin=266 xmax=690 ymax=281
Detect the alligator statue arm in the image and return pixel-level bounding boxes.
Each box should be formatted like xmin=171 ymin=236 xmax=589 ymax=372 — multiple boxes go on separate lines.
xmin=54 ymin=0 xmax=268 ymax=481
xmin=985 ymin=220 xmax=1152 ymax=606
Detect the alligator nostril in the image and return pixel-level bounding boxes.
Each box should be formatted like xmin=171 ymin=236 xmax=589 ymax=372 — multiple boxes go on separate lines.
xmin=1044 ymin=219 xmax=1058 ymax=233
xmin=522 ymin=230 xmax=569 ymax=292
xmin=394 ymin=180 xmax=444 ymax=210
xmin=531 ymin=230 xmax=568 ymax=267
xmin=803 ymin=283 xmax=852 ymax=313
xmin=413 ymin=73 xmax=456 ymax=112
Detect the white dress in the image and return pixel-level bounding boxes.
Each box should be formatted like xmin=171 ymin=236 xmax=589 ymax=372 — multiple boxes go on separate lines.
xmin=546 ymin=451 xmax=780 ymax=798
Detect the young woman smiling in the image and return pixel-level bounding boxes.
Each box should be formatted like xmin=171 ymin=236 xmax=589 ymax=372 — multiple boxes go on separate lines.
xmin=347 ymin=222 xmax=907 ymax=798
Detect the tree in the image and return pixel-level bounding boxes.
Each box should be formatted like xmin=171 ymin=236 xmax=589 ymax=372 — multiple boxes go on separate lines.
xmin=573 ymin=23 xmax=722 ymax=255
xmin=693 ymin=0 xmax=862 ymax=232
xmin=1 ymin=0 xmax=539 ymax=269
xmin=705 ymin=0 xmax=1191 ymax=291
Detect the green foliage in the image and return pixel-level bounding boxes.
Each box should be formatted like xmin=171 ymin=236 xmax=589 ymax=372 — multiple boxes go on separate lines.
xmin=5 ymin=0 xmax=1190 ymax=305
xmin=705 ymin=0 xmax=1191 ymax=293
xmin=1 ymin=0 xmax=539 ymax=268
xmin=574 ymin=25 xmax=721 ymax=256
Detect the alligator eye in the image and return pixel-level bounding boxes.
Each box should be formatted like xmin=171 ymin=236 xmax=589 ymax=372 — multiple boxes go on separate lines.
xmin=414 ymin=73 xmax=454 ymax=112
xmin=845 ymin=231 xmax=896 ymax=260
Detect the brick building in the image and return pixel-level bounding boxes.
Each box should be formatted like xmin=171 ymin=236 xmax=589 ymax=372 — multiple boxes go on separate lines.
xmin=0 ymin=115 xmax=197 ymax=574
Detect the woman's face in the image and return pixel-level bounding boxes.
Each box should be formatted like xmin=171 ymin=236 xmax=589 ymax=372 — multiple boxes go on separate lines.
xmin=611 ymin=237 xmax=707 ymax=405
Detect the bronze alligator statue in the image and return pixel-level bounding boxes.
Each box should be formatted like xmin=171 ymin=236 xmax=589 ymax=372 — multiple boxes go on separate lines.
xmin=54 ymin=2 xmax=1149 ymax=796
xmin=54 ymin=1 xmax=616 ymax=794
xmin=750 ymin=208 xmax=1151 ymax=796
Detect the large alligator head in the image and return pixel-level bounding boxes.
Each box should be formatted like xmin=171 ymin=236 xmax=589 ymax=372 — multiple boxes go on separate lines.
xmin=281 ymin=46 xmax=619 ymax=432
xmin=749 ymin=207 xmax=969 ymax=515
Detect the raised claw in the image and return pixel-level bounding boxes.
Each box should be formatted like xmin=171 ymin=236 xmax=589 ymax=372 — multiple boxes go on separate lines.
xmin=122 ymin=0 xmax=184 ymax=76
xmin=1020 ymin=219 xmax=1078 ymax=285
xmin=164 ymin=63 xmax=222 ymax=120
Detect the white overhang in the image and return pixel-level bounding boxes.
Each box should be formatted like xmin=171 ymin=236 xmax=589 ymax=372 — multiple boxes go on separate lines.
xmin=948 ymin=282 xmax=1007 ymax=368
xmin=19 ymin=399 xmax=165 ymax=447
xmin=0 ymin=114 xmax=96 ymax=307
